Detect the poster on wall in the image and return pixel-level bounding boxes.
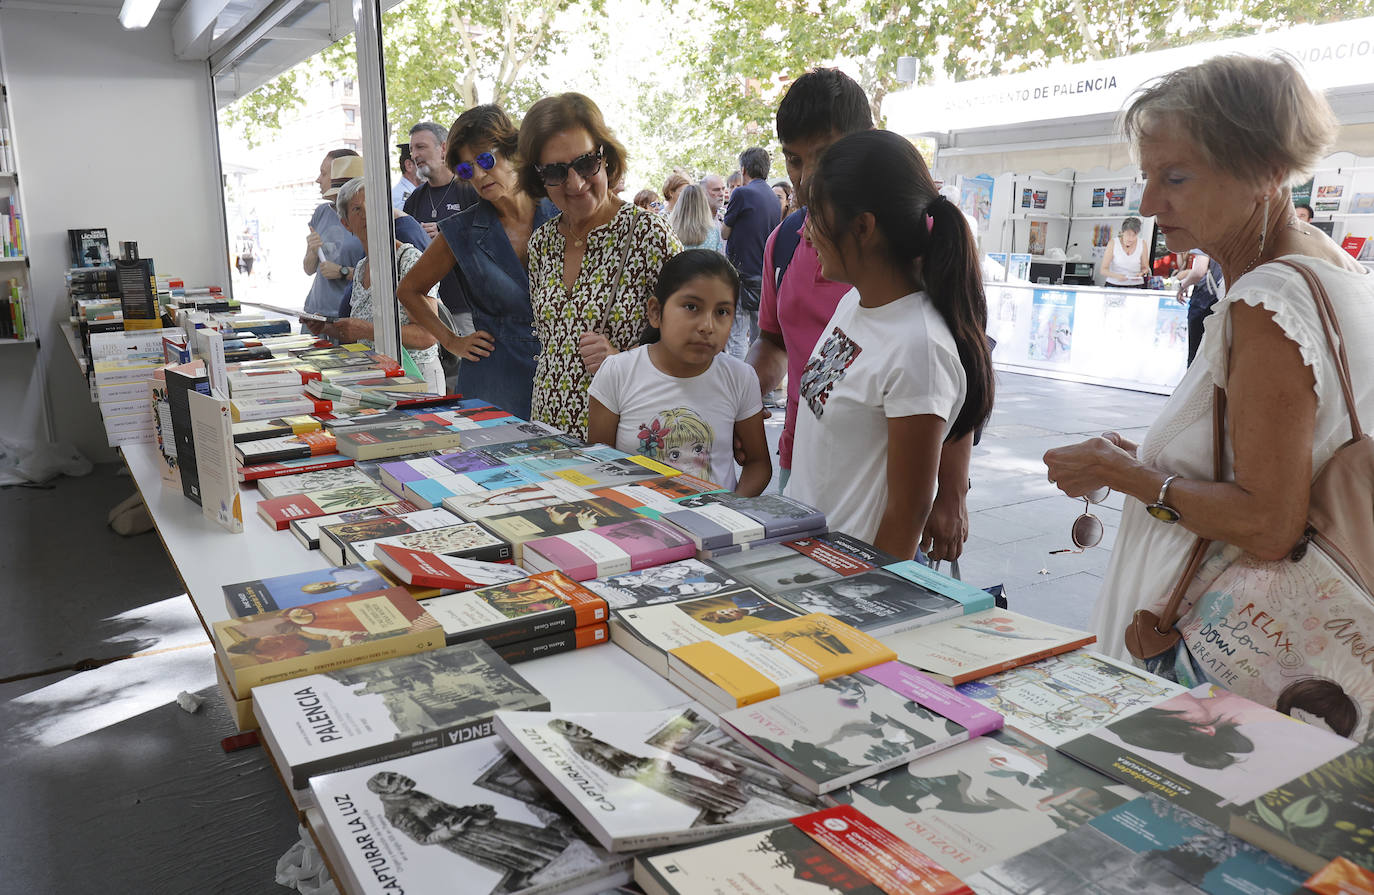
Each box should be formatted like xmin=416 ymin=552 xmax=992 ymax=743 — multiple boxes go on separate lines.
xmin=1126 ymin=182 xmax=1144 ymax=212
xmin=1314 ymin=200 xmax=1341 ymax=212
xmin=1106 ymin=187 xmax=1126 ymax=207
xmin=1091 ymin=188 xmax=1106 ymax=208
xmin=1029 ymin=289 xmax=1075 ymax=363
xmin=1349 ymin=193 xmax=1374 ymax=214
xmin=1316 ymin=184 xmax=1344 ymax=199
xmin=990 ymin=286 xmax=1022 ymax=350
xmin=1092 ymin=224 xmax=1113 ymax=248
xmin=1292 ymin=177 xmax=1314 ymax=207
xmin=1028 ymin=220 xmax=1048 ymax=256
xmin=1007 ymin=253 xmax=1032 ymax=281
xmin=986 ymin=252 xmax=1008 ymax=281
xmin=960 ymin=174 xmax=995 ymax=232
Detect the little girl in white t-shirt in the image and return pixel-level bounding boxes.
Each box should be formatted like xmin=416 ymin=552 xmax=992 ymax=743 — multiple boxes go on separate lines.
xmin=587 ymin=250 xmax=771 ymax=494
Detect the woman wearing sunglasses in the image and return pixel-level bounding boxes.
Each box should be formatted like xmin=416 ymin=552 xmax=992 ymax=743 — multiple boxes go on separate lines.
xmin=396 ymin=105 xmax=558 ymax=419
xmin=517 ymin=92 xmax=682 ymax=438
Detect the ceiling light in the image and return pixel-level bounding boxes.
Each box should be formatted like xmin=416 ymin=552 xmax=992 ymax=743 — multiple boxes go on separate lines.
xmin=119 ymin=0 xmax=161 ymax=30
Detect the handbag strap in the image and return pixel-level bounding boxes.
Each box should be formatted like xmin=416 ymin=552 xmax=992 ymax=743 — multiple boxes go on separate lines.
xmin=1276 ymin=259 xmax=1362 ymax=442
xmin=591 ymin=212 xmax=638 ymax=337
xmin=1153 ymin=385 xmax=1224 ymax=634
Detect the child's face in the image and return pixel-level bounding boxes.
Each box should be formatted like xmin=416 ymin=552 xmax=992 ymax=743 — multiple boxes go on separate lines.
xmin=650 ymin=275 xmax=736 ymax=366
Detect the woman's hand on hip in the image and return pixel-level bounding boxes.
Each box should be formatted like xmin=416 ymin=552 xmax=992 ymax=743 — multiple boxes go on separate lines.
xmin=447 ymin=330 xmax=495 ymax=362
xmin=1043 ymin=436 xmax=1135 ymax=498
xmin=578 ymin=331 xmax=616 ymax=374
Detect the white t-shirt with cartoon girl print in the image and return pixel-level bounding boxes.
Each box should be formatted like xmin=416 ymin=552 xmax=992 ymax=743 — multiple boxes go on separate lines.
xmin=588 ymin=344 xmax=762 ymax=490
xmin=789 ymin=289 xmax=966 ymax=543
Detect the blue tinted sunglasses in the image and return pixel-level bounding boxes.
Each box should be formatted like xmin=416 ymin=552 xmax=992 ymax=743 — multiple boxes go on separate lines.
xmin=455 ymin=151 xmax=496 ymax=181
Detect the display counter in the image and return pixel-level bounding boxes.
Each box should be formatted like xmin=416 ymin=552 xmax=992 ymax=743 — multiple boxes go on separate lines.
xmin=986 ymin=281 xmax=1185 ymax=395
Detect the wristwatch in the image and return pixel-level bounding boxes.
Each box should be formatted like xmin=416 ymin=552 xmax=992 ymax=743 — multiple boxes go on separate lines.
xmin=1146 ymin=473 xmax=1182 ymax=523
xmin=340 ymin=266 xmax=353 ymax=279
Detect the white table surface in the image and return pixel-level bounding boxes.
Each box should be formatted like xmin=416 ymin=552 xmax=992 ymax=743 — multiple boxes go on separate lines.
xmin=121 ymin=441 xmax=689 ymax=713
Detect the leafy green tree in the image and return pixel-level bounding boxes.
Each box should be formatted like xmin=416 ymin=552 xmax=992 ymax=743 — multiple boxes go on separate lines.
xmin=223 ymin=0 xmax=602 ymax=148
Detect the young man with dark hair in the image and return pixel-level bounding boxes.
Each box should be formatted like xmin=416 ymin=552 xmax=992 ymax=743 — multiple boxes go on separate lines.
xmin=746 ymin=68 xmax=971 ymax=563
xmin=722 ymin=146 xmax=782 ymax=358
xmin=392 ymin=143 xmax=420 ymax=212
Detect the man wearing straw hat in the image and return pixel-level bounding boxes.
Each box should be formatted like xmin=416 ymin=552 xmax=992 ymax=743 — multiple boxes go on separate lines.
xmin=304 ymin=149 xmax=367 ymax=317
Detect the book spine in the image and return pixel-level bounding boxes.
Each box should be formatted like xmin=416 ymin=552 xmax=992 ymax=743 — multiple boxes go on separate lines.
xmin=223 ymin=587 xmax=275 ymax=618
xmin=443 ymin=604 xmax=580 ymax=649
xmin=492 ymin=623 xmax=609 ymax=663
xmin=238 ymin=456 xmax=355 ymax=482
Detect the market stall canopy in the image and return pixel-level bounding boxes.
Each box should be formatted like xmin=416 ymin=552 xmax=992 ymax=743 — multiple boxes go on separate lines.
xmin=888 ymin=16 xmax=1374 ymax=178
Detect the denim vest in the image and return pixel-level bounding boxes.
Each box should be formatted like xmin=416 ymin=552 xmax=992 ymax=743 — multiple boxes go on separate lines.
xmin=438 ymin=198 xmax=558 ymax=419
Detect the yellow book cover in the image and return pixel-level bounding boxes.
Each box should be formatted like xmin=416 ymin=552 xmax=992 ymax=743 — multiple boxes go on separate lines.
xmin=669 ymin=613 xmax=896 ymax=708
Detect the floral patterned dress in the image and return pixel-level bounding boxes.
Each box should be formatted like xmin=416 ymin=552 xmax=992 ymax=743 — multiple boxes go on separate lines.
xmin=527 ymin=202 xmax=682 ymax=438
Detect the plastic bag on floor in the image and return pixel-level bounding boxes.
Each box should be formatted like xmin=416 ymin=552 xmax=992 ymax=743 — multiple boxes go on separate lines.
xmin=275 ymin=825 xmax=337 ymax=895
xmin=0 ymin=435 xmax=92 ymax=486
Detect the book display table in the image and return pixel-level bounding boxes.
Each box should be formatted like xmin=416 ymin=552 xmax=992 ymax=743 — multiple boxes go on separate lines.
xmin=121 ymin=441 xmax=691 ymax=717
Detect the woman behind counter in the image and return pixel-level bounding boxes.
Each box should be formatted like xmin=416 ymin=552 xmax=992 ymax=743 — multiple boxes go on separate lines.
xmin=1044 ymin=56 xmax=1374 ymax=668
xmin=519 ymin=93 xmax=682 ymax=438
xmin=397 ymin=105 xmax=557 ymax=419
xmin=1099 ymin=216 xmax=1151 ymax=287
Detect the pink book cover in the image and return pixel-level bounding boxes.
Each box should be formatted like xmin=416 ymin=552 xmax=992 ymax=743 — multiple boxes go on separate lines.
xmin=527 ymin=518 xmax=695 ymax=581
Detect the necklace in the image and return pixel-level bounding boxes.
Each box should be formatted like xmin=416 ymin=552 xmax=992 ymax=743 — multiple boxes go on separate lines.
xmin=428 ymin=178 xmax=457 ymax=220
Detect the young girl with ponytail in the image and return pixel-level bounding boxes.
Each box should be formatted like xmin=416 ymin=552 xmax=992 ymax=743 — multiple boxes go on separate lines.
xmin=786 ymin=130 xmax=995 ymax=558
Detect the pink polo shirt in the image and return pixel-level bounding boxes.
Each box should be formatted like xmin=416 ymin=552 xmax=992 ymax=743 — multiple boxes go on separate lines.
xmin=758 ymin=212 xmax=853 ymax=470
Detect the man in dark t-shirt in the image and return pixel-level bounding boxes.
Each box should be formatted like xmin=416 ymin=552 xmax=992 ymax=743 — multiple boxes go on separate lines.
xmin=722 ymin=146 xmax=782 ymax=358
xmin=402 ymin=121 xmax=478 ymax=329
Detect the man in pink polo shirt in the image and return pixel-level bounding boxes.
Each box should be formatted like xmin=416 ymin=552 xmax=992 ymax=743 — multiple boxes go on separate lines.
xmin=747 ymin=68 xmax=972 ymax=563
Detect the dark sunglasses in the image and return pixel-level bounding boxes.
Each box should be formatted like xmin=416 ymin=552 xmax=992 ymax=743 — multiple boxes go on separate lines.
xmin=455 ymin=151 xmax=496 ymax=181
xmin=536 ymin=147 xmax=603 ymax=187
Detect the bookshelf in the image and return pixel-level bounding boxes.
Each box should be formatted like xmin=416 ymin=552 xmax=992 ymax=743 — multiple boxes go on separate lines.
xmin=0 ymin=82 xmax=32 ymax=344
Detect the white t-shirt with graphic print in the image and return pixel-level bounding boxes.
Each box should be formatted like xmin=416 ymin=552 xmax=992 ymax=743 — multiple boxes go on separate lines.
xmin=588 ymin=344 xmax=762 ymax=490
xmin=788 ymin=289 xmax=966 ymax=543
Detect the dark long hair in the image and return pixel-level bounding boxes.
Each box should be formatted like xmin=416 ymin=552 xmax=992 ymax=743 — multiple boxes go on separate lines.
xmin=639 ymin=250 xmax=741 ymax=345
xmin=807 ymin=130 xmax=993 ymax=440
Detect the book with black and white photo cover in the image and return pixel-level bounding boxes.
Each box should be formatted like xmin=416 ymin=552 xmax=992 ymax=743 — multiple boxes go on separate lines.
xmin=309 ymin=737 xmax=632 ymax=895
xmin=704 ymin=494 xmax=827 ymax=541
xmin=258 ymin=465 xmax=377 ymax=501
xmin=954 ymin=649 xmax=1184 ymax=747
xmin=520 ymin=517 xmax=696 ymax=581
xmin=635 ymin=804 xmax=973 ymax=895
xmin=1231 ymin=742 xmax=1374 ymax=874
xmin=413 ymin=571 xmax=607 ymax=648
xmin=582 ymin=559 xmax=741 ymax=611
xmin=548 ymin=455 xmax=681 ymax=490
xmin=290 ymin=502 xmax=421 ymax=550
xmin=213 ymin=587 xmax=443 ymax=698
xmin=609 ymin=586 xmax=801 ymax=676
xmin=832 ymin=727 xmax=1135 ymax=874
xmin=480 ymin=497 xmax=641 ymax=562
xmin=68 ymin=228 xmax=112 ymax=267
xmin=343 ymin=518 xmax=512 ymax=566
xmin=165 ymin=363 xmax=211 ymax=505
xmin=667 ymin=614 xmax=898 ymax=714
xmin=717 ymin=661 xmax=1003 ymax=794
xmin=1059 ymin=684 xmax=1355 ymax=827
xmin=882 ymin=608 xmax=1096 ymax=684
xmin=442 ymin=478 xmax=597 ymax=521
xmin=493 ymin=708 xmax=823 ymax=851
xmin=222 ymin=564 xmax=393 ymax=618
xmin=253 ymin=640 xmax=549 ymax=801
xmin=965 ymin=794 xmax=1308 ymax=895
